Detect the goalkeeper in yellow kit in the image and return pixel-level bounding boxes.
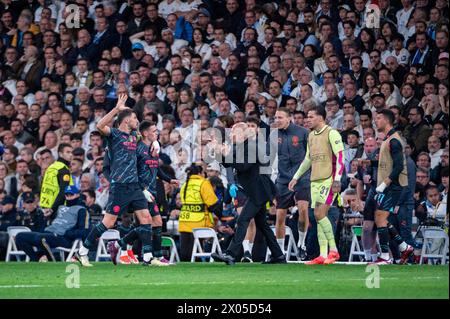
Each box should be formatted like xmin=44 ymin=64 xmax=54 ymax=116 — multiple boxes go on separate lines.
xmin=289 ymin=107 xmax=345 ymax=265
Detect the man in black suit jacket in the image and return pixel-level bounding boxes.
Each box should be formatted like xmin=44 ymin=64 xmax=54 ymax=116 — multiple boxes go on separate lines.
xmin=89 ymin=17 xmax=114 ymax=64
xmin=399 ymin=83 xmax=420 ymax=118
xmin=350 ymin=56 xmax=367 ymax=90
xmin=211 ymin=122 xmax=285 ymax=265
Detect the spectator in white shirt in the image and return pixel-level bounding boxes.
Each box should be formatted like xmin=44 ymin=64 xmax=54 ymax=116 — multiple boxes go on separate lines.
xmin=428 ymin=135 xmax=444 ymax=169
xmin=325 ymin=97 xmax=344 ymax=129
xmin=158 ymin=0 xmax=183 ymax=19
xmin=395 ymin=0 xmax=414 ymax=36
xmin=390 ymin=34 xmax=410 ymax=66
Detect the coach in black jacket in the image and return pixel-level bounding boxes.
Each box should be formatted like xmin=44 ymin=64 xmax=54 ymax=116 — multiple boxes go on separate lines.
xmin=211 ymin=123 xmax=285 ymax=265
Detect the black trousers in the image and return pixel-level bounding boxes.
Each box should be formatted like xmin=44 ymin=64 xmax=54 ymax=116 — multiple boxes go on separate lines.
xmin=15 ymin=232 xmax=72 ymax=261
xmin=226 ymin=199 xmax=283 ymax=259
xmin=179 ymin=232 xmax=195 ymax=262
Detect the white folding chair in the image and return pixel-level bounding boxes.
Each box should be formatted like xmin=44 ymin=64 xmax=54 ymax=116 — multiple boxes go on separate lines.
xmin=191 ymin=228 xmax=222 ymax=262
xmin=265 ymin=225 xmax=298 ymax=261
xmin=348 ymin=226 xmax=381 ymax=262
xmin=162 ymin=236 xmax=180 ymax=263
xmin=419 ymin=228 xmax=449 ymax=265
xmin=5 ymin=226 xmax=31 ymax=262
xmin=95 ymin=230 xmax=121 ymax=262
xmin=348 ymin=226 xmax=365 ymax=262
xmin=55 ymin=239 xmax=82 ymax=262
xmin=285 ymin=226 xmax=299 ymax=261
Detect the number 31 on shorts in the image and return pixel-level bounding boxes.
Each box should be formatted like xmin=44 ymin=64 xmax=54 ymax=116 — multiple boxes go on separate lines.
xmin=320 ymin=186 xmax=328 ymax=195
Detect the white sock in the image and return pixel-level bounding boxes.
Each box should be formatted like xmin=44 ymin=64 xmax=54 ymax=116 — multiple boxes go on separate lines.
xmin=143 ymin=252 xmax=153 ymax=262
xmin=371 ymin=253 xmax=379 ymax=262
xmin=248 ymin=242 xmax=254 ymax=253
xmin=120 ymin=250 xmax=128 ymax=257
xmin=242 ymin=240 xmax=250 ymax=253
xmin=277 ymin=238 xmax=285 ymax=252
xmin=399 ymin=242 xmax=407 ymax=252
xmin=114 ymin=241 xmax=121 ymax=249
xmin=298 ymin=231 xmax=306 ymax=248
xmin=381 ymin=252 xmax=390 ymax=260
xmin=364 ymin=250 xmax=371 ymax=261
xmin=79 ymin=244 xmax=89 ymax=256
xmin=126 ymin=244 xmax=133 ymax=251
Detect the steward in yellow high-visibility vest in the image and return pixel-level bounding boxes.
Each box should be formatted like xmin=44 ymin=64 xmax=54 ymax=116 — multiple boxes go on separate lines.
xmin=178 ymin=164 xmax=222 ymax=261
xmin=40 ymin=144 xmax=74 ymax=214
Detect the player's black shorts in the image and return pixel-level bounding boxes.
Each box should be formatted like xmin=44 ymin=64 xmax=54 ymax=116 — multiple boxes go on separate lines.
xmin=363 ymin=187 xmax=376 ymax=221
xmin=106 ymin=183 xmax=148 ymax=216
xmin=375 ymin=185 xmax=402 ymax=213
xmin=275 ymin=182 xmax=310 ymax=209
xmin=148 ymin=202 xmax=161 ymax=217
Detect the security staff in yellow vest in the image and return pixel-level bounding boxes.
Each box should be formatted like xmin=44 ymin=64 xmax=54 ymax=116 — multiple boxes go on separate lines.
xmin=40 ymin=143 xmax=74 ymax=218
xmin=178 ymin=163 xmax=222 ymax=261
xmin=371 ymin=109 xmax=414 ymax=265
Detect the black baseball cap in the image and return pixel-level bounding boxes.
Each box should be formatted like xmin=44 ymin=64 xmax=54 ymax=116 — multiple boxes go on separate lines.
xmin=1 ymin=195 xmax=16 ymax=206
xmin=22 ymin=192 xmax=35 ymax=203
xmin=371 ymin=92 xmax=385 ymax=99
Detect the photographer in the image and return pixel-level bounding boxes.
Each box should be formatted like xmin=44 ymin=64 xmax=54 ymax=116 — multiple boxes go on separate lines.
xmin=337 ymin=189 xmax=364 ymax=261
xmin=414 ymin=185 xmax=447 ymax=263
xmin=416 ymin=185 xmax=446 ymax=224
xmin=342 ymin=190 xmax=364 ymax=227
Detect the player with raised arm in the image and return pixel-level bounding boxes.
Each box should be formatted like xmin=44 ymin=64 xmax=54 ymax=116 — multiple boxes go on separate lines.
xmin=107 ymin=120 xmax=179 ymax=266
xmin=289 ymin=107 xmax=345 ymax=265
xmin=75 ymin=94 xmax=155 ymax=267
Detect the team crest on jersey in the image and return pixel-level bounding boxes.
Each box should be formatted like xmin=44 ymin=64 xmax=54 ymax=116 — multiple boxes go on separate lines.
xmin=278 ymin=137 xmax=282 ymax=144
xmin=292 ymin=136 xmax=299 ymax=146
xmin=63 ymin=174 xmax=70 ymax=182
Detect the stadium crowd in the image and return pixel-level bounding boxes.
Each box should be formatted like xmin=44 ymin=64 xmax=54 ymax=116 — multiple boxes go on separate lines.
xmin=0 ymin=0 xmax=448 ymax=264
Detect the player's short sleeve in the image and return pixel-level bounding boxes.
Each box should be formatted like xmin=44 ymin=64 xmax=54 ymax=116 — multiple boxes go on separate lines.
xmin=329 ymin=129 xmax=344 ymax=154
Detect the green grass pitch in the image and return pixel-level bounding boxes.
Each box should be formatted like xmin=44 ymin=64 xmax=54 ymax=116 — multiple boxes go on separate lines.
xmin=0 ymin=263 xmax=448 ymax=299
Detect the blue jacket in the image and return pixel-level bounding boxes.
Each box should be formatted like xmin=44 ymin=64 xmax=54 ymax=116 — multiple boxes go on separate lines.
xmin=175 ymin=16 xmax=193 ymax=42
xmin=273 ymin=123 xmax=310 ymax=185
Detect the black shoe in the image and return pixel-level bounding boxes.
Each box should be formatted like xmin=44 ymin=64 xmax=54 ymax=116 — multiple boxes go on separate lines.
xmin=262 ymin=254 xmax=287 ymax=264
xmin=211 ymin=252 xmax=235 ymax=265
xmin=298 ymin=246 xmax=307 ymax=261
xmin=241 ymin=251 xmax=253 ymax=263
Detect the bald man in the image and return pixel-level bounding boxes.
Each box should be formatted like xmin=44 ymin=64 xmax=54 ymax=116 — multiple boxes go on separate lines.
xmin=358 ymin=137 xmax=380 ymax=262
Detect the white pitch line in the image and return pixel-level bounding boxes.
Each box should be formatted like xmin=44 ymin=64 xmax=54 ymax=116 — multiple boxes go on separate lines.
xmin=0 ymin=284 xmax=47 ymax=289
xmin=0 ymin=277 xmax=445 ymax=289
